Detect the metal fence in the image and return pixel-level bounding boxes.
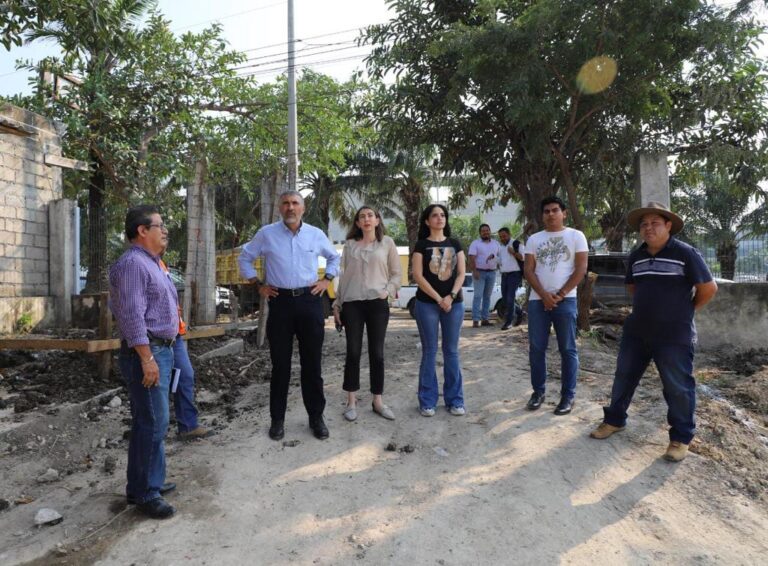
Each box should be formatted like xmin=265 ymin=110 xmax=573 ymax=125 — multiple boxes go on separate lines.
xmin=684 ymin=236 xmax=768 ymax=282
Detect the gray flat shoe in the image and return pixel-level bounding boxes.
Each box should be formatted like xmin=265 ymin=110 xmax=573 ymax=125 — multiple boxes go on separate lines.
xmin=343 ymin=406 xmax=357 ymax=422
xmin=373 ymin=403 xmax=395 ymax=421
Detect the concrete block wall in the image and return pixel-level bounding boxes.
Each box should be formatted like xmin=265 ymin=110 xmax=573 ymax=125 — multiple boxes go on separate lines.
xmin=0 ymin=104 xmax=64 ymax=299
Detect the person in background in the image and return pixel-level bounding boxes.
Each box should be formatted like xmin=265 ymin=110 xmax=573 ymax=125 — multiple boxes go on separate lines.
xmin=497 ymin=227 xmax=525 ymax=330
xmin=157 ymin=253 xmax=213 ymax=441
xmin=333 ymin=206 xmax=402 ymax=422
xmin=524 ymin=196 xmax=588 ymax=416
xmin=412 ymin=204 xmax=467 ymax=417
xmin=468 ymin=223 xmax=501 ymax=327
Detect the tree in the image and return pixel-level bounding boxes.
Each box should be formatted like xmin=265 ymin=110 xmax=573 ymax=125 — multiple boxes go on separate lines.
xmin=363 ymin=0 xmax=768 ymax=231
xmin=18 ymin=4 xmax=256 ymax=290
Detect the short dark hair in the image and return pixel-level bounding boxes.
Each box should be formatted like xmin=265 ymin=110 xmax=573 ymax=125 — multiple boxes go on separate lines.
xmin=417 ymin=204 xmax=452 ymax=240
xmin=478 ymin=223 xmax=490 ymax=233
xmin=540 ymin=196 xmax=566 ymax=213
xmin=346 ymin=206 xmax=385 ymax=242
xmin=125 ymin=205 xmax=159 ymax=240
xmin=498 ymin=227 xmax=511 ymax=235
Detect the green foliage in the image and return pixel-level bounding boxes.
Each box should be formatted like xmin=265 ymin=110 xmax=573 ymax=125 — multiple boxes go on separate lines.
xmin=15 ymin=312 xmax=33 ymax=334
xmin=363 ymin=0 xmax=768 ymax=231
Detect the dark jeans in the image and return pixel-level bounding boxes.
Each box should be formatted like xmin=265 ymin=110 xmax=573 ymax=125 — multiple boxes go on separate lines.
xmin=603 ymin=334 xmax=697 ymax=444
xmin=527 ymin=298 xmax=579 ymax=400
xmin=500 ymin=271 xmax=523 ymax=325
xmin=172 ymin=337 xmax=199 ymax=433
xmin=266 ymin=293 xmax=326 ymax=421
xmin=119 ymin=343 xmax=173 ymax=504
xmin=341 ymin=298 xmax=390 ymax=394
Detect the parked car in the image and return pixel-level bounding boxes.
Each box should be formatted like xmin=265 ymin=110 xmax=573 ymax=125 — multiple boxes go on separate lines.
xmin=394 ymin=274 xmax=522 ymax=319
xmin=588 ymin=253 xmax=631 ymax=306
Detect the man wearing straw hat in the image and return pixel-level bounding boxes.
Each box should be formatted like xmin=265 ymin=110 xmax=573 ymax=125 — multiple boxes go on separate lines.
xmin=590 ymin=202 xmax=718 ymax=462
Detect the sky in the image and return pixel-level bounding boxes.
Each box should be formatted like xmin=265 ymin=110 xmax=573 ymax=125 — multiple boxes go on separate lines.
xmin=0 ymin=0 xmax=394 ymax=97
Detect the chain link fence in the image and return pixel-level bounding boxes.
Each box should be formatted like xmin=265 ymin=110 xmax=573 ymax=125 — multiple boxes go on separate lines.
xmin=683 ymin=236 xmax=768 ymax=282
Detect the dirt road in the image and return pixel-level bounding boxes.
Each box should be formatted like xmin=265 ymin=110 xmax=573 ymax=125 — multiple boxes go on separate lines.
xmin=2 ymin=314 xmax=767 ymax=565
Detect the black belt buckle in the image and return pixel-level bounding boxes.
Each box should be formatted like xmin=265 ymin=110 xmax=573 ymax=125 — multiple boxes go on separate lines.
xmin=291 ymin=287 xmax=304 ymax=297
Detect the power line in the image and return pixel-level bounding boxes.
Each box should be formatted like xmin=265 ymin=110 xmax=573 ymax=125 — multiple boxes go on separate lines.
xmin=237 ymin=39 xmax=358 ymax=65
xmin=238 ymin=53 xmax=373 ymax=79
xmin=238 ymin=23 xmax=386 ymax=54
xmin=232 ymin=43 xmax=373 ymax=72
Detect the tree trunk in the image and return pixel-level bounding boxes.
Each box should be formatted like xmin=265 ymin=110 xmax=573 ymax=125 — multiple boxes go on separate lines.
xmin=716 ymin=240 xmax=737 ymax=280
xmin=577 ymin=272 xmax=597 ymax=331
xmin=401 ymin=181 xmax=423 ymax=283
xmin=83 ymin=150 xmax=108 ymax=293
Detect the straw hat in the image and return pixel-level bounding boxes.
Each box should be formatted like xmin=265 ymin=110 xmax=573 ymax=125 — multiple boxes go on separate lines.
xmin=626 ymin=201 xmax=684 ymax=235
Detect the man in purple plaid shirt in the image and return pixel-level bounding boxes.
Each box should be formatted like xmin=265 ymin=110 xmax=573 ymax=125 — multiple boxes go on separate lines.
xmin=109 ymin=205 xmax=179 ymax=519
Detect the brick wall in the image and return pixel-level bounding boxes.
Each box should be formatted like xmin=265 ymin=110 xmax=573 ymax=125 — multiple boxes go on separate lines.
xmin=0 ymin=104 xmax=64 ymax=298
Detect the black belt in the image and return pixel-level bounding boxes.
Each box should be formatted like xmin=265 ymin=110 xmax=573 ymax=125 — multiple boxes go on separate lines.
xmin=147 ymin=336 xmax=175 ymax=347
xmin=477 ymin=268 xmax=496 ymax=272
xmin=276 ymin=286 xmax=314 ymax=297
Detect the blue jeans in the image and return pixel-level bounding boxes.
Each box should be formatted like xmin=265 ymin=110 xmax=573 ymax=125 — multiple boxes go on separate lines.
xmin=415 ymin=299 xmax=465 ymax=410
xmin=603 ymin=334 xmax=696 ymax=444
xmin=172 ymin=337 xmax=199 ymax=433
xmin=528 ymin=298 xmax=579 ymax=400
xmin=119 ymin=343 xmax=173 ymax=504
xmin=500 ymin=271 xmax=523 ymax=325
xmin=472 ymin=270 xmax=496 ymax=321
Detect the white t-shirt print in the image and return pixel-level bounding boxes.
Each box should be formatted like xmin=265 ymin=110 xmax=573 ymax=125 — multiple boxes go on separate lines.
xmin=525 ymin=227 xmax=588 ymax=300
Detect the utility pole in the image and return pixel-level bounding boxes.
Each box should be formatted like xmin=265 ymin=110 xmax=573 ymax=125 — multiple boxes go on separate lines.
xmin=287 ymin=0 xmax=298 ymax=191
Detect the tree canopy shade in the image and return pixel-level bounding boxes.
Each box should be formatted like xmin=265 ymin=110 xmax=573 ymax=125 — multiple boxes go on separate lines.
xmin=362 ymin=0 xmax=768 ymax=230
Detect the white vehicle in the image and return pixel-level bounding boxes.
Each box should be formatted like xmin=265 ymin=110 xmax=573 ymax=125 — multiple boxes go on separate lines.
xmin=394 ymin=274 xmax=517 ymax=319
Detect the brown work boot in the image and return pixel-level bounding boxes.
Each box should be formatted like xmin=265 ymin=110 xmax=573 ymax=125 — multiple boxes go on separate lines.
xmin=589 ymin=422 xmax=625 ymax=439
xmin=472 ymin=321 xmax=480 ymax=328
xmin=178 ymin=426 xmax=214 ymax=441
xmin=663 ymin=441 xmax=689 ymax=462
xmin=481 ymin=320 xmax=494 ymax=326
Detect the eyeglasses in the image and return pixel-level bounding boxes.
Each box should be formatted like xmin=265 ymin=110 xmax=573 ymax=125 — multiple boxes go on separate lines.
xmin=146 ymin=223 xmax=168 ymax=231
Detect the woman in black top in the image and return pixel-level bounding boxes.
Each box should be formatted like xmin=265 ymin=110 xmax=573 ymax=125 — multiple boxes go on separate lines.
xmin=411 ymin=204 xmax=467 ymax=416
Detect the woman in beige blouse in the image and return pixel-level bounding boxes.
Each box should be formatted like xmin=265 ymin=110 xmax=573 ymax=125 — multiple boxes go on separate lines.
xmin=333 ymin=206 xmax=402 ymax=421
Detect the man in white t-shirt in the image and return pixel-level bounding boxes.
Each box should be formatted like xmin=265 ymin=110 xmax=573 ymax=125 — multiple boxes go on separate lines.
xmin=523 ymin=196 xmax=588 ymax=415
xmin=468 ymin=223 xmax=501 ymax=327
xmin=497 ymin=227 xmax=525 ymax=330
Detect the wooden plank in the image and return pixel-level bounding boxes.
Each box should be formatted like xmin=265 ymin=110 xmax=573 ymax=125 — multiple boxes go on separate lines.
xmin=185 ymin=326 xmax=225 ymax=340
xmin=0 ymin=339 xmax=90 ymax=351
xmin=85 ymin=338 xmax=121 ymax=353
xmin=44 ymin=153 xmax=89 ymax=171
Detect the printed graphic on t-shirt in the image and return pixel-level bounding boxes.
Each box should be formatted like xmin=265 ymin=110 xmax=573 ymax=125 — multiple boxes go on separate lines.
xmin=536 ymin=236 xmax=572 ymax=272
xmin=427 ymin=246 xmax=456 ymax=281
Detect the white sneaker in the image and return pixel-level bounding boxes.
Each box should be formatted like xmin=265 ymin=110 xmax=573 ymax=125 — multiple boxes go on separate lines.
xmin=449 ymin=406 xmax=466 ymax=416
xmin=420 ymin=407 xmax=436 ymax=417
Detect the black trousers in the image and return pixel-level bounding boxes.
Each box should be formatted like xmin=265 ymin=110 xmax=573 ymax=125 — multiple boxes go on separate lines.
xmin=266 ymin=293 xmax=326 ymax=421
xmin=341 ymin=298 xmax=390 ymax=395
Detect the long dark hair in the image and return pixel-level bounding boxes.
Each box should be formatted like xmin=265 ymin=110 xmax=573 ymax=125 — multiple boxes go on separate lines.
xmin=346 ymin=206 xmax=385 ymax=242
xmin=417 ymin=204 xmax=451 ymax=240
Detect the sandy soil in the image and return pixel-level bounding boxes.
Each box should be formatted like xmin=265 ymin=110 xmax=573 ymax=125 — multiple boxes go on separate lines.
xmin=1 ymin=313 xmax=767 ymax=565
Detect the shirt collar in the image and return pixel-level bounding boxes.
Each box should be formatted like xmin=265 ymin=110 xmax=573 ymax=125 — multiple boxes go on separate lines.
xmin=639 ymin=235 xmax=676 ymax=254
xmin=130 ymin=243 xmax=161 ymax=262
xmin=281 ymin=220 xmax=303 ymax=234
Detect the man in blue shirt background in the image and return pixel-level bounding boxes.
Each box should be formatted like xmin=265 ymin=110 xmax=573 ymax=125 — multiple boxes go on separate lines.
xmin=590 ymin=202 xmax=718 ymax=462
xmin=239 ymin=191 xmax=340 ymax=441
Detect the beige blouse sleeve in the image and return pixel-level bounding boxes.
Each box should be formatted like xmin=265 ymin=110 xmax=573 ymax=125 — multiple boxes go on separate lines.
xmin=332 ymin=241 xmax=349 ymax=310
xmin=385 ymin=237 xmax=402 ymax=298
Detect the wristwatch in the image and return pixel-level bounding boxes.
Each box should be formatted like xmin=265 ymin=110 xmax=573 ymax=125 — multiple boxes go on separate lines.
xmin=450 ymin=291 xmax=457 ymax=299
xmin=324 ymin=273 xmax=335 ymax=282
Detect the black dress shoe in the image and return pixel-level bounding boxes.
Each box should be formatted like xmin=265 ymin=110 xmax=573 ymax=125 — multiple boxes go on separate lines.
xmin=526 ymin=392 xmax=545 ymax=410
xmin=501 ymin=323 xmax=511 ymax=331
xmin=127 ymin=482 xmax=176 ymax=505
xmin=136 ymin=497 xmax=176 ymax=519
xmin=309 ymin=416 xmax=329 ymax=440
xmin=269 ymin=420 xmax=285 ymax=441
xmin=554 ymin=397 xmax=574 ymax=415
